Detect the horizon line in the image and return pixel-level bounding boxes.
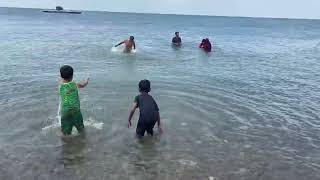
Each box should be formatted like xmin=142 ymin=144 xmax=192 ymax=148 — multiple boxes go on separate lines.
xmin=1 ymin=6 xmax=319 ymax=21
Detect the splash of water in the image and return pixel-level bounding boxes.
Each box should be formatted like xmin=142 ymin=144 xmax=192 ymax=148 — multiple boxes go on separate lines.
xmin=111 ymin=46 xmax=137 ymax=53
xmin=41 ymin=102 xmax=61 ymax=132
xmin=111 ymin=46 xmax=119 ymax=52
xmin=42 ymin=100 xmax=104 ymax=134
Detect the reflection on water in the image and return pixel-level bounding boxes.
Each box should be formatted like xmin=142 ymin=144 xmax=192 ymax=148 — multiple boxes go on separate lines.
xmin=60 ymin=134 xmax=87 ymax=167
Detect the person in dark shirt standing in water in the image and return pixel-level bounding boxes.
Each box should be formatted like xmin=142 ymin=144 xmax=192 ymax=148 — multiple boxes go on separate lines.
xmin=128 ymin=79 xmax=163 ymax=137
xmin=172 ymin=32 xmax=182 ymax=46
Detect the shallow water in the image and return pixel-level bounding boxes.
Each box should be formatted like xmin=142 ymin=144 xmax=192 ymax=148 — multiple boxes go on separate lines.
xmin=1 ymin=7 xmax=320 ymax=180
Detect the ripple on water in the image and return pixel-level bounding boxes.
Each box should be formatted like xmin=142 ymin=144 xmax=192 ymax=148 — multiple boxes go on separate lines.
xmin=1 ymin=11 xmax=320 ymax=179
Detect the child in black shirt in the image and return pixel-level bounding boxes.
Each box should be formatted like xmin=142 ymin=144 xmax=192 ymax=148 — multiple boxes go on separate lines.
xmin=128 ymin=80 xmax=163 ymax=136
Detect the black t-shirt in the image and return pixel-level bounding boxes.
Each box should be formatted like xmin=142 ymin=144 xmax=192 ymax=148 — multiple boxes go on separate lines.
xmin=172 ymin=36 xmax=182 ymax=44
xmin=134 ymin=93 xmax=159 ymax=123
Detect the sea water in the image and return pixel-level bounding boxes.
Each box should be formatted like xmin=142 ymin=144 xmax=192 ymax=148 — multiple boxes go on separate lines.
xmin=0 ymin=7 xmax=320 ymax=180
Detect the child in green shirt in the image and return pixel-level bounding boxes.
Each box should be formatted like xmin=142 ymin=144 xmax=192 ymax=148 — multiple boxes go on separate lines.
xmin=59 ymin=65 xmax=89 ymax=135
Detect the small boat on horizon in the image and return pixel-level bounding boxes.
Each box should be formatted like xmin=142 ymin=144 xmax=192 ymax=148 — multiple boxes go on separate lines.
xmin=42 ymin=6 xmax=82 ymax=14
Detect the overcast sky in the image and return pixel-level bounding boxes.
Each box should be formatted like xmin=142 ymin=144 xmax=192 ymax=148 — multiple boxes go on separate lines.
xmin=1 ymin=0 xmax=319 ymax=19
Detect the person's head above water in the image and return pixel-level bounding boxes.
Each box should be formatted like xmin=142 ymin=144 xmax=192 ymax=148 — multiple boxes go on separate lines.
xmin=139 ymin=79 xmax=151 ymax=93
xmin=60 ymin=65 xmax=73 ymax=82
xmin=202 ymin=39 xmax=206 ymax=43
xmin=129 ymin=36 xmax=134 ymax=41
xmin=175 ymin=32 xmax=179 ymax=37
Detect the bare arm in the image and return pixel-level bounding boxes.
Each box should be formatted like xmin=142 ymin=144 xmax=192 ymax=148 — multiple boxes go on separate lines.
xmin=128 ymin=102 xmax=138 ymax=128
xmin=77 ymin=78 xmax=89 ymax=89
xmin=157 ymin=111 xmax=163 ymax=133
xmin=115 ymin=41 xmax=125 ymax=47
xmin=157 ymin=111 xmax=161 ymax=126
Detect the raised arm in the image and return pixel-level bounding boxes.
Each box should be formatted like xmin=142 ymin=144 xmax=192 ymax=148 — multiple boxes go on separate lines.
xmin=115 ymin=41 xmax=125 ymax=47
xmin=128 ymin=102 xmax=138 ymax=128
xmin=77 ymin=78 xmax=89 ymax=89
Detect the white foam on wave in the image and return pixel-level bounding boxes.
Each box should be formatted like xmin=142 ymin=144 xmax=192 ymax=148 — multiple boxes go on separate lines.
xmin=84 ymin=117 xmax=104 ymax=130
xmin=42 ymin=101 xmax=62 ymax=133
xmin=181 ymin=122 xmax=188 ymax=126
xmin=111 ymin=46 xmax=120 ymax=52
xmin=110 ymin=46 xmax=137 ymax=53
xmin=178 ymin=159 xmax=198 ymax=167
xmin=42 ymin=101 xmax=104 ymax=134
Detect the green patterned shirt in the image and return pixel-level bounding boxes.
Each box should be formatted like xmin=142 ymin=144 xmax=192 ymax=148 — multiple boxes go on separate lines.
xmin=60 ymin=82 xmax=80 ymax=113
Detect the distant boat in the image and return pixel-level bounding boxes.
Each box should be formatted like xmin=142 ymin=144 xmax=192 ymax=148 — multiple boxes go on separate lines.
xmin=42 ymin=6 xmax=82 ymax=14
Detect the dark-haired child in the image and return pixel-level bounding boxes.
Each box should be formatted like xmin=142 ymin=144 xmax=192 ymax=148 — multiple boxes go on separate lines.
xmin=59 ymin=65 xmax=89 ymax=136
xmin=128 ymin=79 xmax=162 ymax=136
xmin=115 ymin=36 xmax=136 ymax=53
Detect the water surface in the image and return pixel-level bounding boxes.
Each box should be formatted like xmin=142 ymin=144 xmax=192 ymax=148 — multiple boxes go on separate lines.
xmin=0 ymin=7 xmax=320 ymax=180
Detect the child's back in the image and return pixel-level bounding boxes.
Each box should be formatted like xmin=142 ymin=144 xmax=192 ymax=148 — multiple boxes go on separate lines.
xmin=135 ymin=92 xmax=159 ymax=135
xmin=60 ymin=81 xmax=80 ymax=113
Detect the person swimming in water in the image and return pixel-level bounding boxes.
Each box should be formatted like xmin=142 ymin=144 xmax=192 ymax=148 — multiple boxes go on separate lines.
xmin=115 ymin=36 xmax=136 ymax=53
xmin=199 ymin=39 xmax=206 ymax=48
xmin=199 ymin=38 xmax=212 ymax=53
xmin=172 ymin=32 xmax=182 ymax=47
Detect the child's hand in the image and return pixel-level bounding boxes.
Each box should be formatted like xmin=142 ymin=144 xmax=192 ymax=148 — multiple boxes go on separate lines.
xmin=83 ymin=77 xmax=89 ymax=87
xmin=128 ymin=120 xmax=132 ymax=128
xmin=76 ymin=76 xmax=90 ymax=89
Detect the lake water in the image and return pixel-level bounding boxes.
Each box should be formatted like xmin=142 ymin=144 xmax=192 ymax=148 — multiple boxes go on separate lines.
xmin=1 ymin=7 xmax=320 ymax=180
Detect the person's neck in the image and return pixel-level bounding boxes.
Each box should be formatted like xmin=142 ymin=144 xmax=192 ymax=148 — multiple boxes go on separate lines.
xmin=62 ymin=79 xmax=72 ymax=83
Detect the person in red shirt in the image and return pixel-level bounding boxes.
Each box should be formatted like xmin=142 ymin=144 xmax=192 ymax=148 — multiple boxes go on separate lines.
xmin=199 ymin=39 xmax=206 ymax=48
xmin=199 ymin=38 xmax=212 ymax=53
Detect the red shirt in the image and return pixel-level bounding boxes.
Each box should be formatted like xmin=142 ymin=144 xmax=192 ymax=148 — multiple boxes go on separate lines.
xmin=199 ymin=41 xmax=212 ymax=52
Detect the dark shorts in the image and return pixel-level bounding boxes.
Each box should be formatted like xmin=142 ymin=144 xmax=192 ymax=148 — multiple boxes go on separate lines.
xmin=136 ymin=119 xmax=157 ymax=136
xmin=61 ymin=110 xmax=84 ymax=135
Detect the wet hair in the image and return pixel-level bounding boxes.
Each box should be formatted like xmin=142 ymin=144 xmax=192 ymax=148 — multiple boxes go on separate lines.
xmin=202 ymin=39 xmax=206 ymax=43
xmin=60 ymin=65 xmax=73 ymax=81
xmin=138 ymin=79 xmax=151 ymax=93
xmin=130 ymin=36 xmax=134 ymax=40
xmin=175 ymin=32 xmax=179 ymax=35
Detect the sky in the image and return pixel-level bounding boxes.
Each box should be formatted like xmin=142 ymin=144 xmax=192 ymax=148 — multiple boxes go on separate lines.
xmin=1 ymin=0 xmax=319 ymax=19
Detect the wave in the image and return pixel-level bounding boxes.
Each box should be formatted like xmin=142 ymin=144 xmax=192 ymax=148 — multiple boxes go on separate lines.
xmin=42 ymin=100 xmax=104 ymax=134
